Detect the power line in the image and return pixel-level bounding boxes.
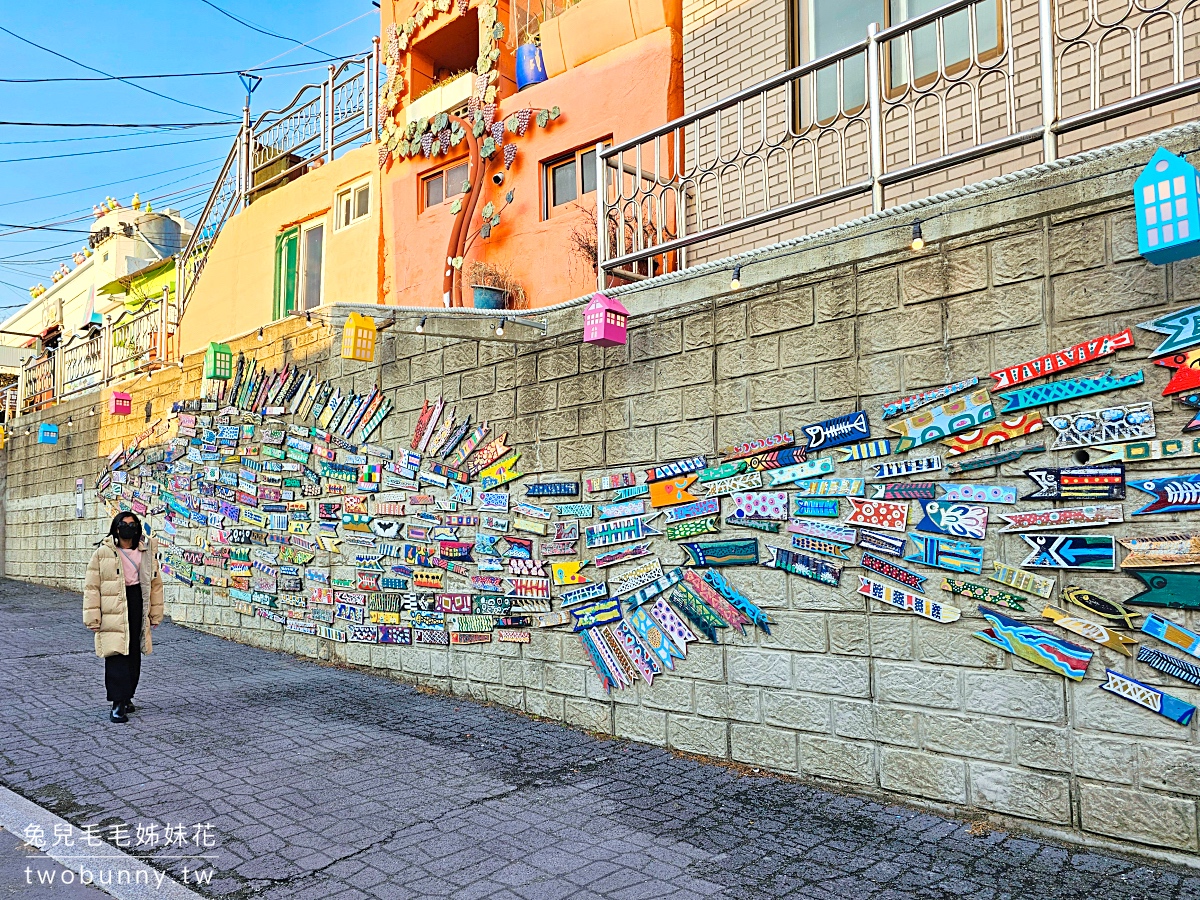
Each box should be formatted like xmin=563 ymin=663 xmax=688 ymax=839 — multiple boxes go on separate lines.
xmin=0 ymin=26 xmax=236 ymax=118
xmin=195 ymin=0 xmax=341 ymax=61
xmin=0 ymin=121 xmax=237 ymax=128
xmin=0 ymin=157 xmax=223 ymax=209
xmin=0 ymin=224 xmax=94 ymax=234
xmin=245 ymin=10 xmax=376 ymax=70
xmin=0 ymin=54 xmax=361 ymax=83
xmin=0 ymin=132 xmax=235 ymax=164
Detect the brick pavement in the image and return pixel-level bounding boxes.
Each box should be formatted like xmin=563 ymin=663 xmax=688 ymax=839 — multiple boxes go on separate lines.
xmin=2 ymin=577 xmax=1198 ymax=900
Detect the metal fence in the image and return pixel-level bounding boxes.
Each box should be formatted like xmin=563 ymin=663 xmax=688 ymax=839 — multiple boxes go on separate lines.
xmin=179 ymin=42 xmax=381 ymax=314
xmin=597 ymin=0 xmax=1200 ymax=277
xmin=17 ymin=301 xmax=168 ymax=415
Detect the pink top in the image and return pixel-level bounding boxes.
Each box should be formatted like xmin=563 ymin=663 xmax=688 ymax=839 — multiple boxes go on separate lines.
xmin=118 ymin=548 xmax=142 ymax=587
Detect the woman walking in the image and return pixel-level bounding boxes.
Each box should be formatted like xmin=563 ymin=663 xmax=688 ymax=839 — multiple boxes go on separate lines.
xmin=83 ymin=512 xmax=164 ymax=723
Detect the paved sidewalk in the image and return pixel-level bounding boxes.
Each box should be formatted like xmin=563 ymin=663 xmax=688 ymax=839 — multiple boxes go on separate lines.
xmin=1 ymin=578 xmax=1198 ymax=900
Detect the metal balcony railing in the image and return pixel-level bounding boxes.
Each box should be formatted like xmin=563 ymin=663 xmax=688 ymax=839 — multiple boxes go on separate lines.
xmin=596 ymin=0 xmax=1200 ymax=277
xmin=179 ymin=42 xmax=381 ymax=314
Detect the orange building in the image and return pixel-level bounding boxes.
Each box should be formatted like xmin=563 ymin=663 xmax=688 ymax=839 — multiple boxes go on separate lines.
xmin=174 ymin=0 xmax=682 ymax=352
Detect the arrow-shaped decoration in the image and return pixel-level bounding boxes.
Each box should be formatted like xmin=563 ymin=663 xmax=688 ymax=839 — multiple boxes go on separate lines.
xmin=1061 ymin=585 xmax=1141 ymax=626
xmin=1128 ymin=473 xmax=1200 ymax=515
xmin=764 ymin=546 xmax=841 ymax=585
xmin=703 ymin=568 xmax=771 ymax=634
xmin=766 ymin=457 xmax=835 ymax=486
xmin=881 ymin=377 xmax=978 ymax=420
xmin=989 ymin=328 xmax=1135 ymax=389
xmin=584 ymin=516 xmax=663 ymax=549
xmin=801 ymin=412 xmax=870 ymax=452
xmin=998 ymin=504 xmax=1123 ymax=533
xmin=1118 ymin=533 xmax=1200 ymax=567
xmin=791 ymin=535 xmax=852 ymax=560
xmin=995 ymin=369 xmax=1145 ymax=412
xmin=1136 ymin=647 xmax=1200 ymax=688
xmin=1138 ymin=304 xmax=1200 ymax=356
xmin=1092 ymin=437 xmax=1200 ymax=464
xmin=974 ymin=608 xmax=1093 ymax=680
xmin=1042 ymin=606 xmax=1138 ymax=657
xmin=903 ymin=534 xmax=984 ymax=574
xmin=1141 ymin=613 xmax=1200 ymax=659
xmin=858 ymin=576 xmax=959 ymax=623
xmin=886 ymin=388 xmax=995 ymax=453
xmin=861 ymin=553 xmax=926 ymax=592
xmin=1126 ymin=570 xmax=1200 ymax=609
xmin=680 ymin=539 xmax=759 ymax=567
xmin=1101 ymin=669 xmax=1195 ymax=725
xmin=1155 ymin=350 xmax=1200 ymax=395
xmin=940 ymin=577 xmax=1025 ymax=611
xmin=1019 ymin=533 xmax=1115 ymax=570
xmin=837 ymin=440 xmax=892 ymax=461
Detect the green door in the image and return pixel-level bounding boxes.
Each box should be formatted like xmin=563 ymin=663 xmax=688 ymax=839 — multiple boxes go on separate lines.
xmin=273 ymin=226 xmax=299 ymax=319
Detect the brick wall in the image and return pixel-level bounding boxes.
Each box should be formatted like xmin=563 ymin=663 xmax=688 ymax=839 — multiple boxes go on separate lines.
xmin=8 ymin=128 xmax=1200 ymax=864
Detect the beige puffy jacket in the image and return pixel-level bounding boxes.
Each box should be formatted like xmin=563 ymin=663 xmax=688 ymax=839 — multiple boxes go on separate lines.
xmin=83 ymin=537 xmax=165 ymax=658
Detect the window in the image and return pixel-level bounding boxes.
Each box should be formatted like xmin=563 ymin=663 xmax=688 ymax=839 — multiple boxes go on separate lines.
xmin=421 ymin=160 xmax=469 ymax=211
xmin=335 ymin=181 xmax=371 ymax=230
xmin=787 ymin=0 xmax=1001 ymax=119
xmin=543 ymin=144 xmax=603 ymax=219
xmin=273 ymin=222 xmax=324 ymax=318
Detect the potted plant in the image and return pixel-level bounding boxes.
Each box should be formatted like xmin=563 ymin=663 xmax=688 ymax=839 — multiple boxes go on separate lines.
xmin=515 ymin=25 xmax=548 ymax=91
xmin=467 ymin=259 xmax=525 ymax=309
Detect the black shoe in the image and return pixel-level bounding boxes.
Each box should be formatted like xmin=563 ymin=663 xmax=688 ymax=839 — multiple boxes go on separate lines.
xmin=109 ymin=703 xmax=128 ymax=724
xmin=122 ymin=701 xmax=136 ymax=714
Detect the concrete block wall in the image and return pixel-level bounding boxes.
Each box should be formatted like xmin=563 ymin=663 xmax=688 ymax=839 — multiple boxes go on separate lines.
xmin=8 ymin=128 xmax=1200 ymax=864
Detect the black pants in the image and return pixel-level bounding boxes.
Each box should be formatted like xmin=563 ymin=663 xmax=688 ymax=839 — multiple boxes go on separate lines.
xmin=105 ymin=585 xmax=142 ymax=704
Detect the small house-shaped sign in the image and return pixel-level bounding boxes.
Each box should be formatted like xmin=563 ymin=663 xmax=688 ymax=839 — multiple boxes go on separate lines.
xmin=341 ymin=312 xmax=376 ymax=362
xmin=204 ymin=342 xmax=233 ymax=380
xmin=109 ymin=391 xmax=132 ymax=416
xmin=37 ymin=424 xmax=58 ymax=445
xmin=1135 ymin=148 xmax=1200 ymax=264
xmin=583 ymin=292 xmax=628 ymax=347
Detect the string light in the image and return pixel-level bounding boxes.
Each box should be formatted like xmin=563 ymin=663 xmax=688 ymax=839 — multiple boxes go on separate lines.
xmin=305 ymin=310 xmax=312 ymax=326
xmin=257 ymin=327 xmax=264 ymax=341
xmin=88 ymin=406 xmax=95 ymax=416
xmin=416 ymin=317 xmax=426 ymax=334
xmin=178 ymin=353 xmax=185 ymax=369
xmin=730 ymin=265 xmax=742 ymax=290
xmin=495 ymin=318 xmax=506 ymax=337
xmin=910 ymin=221 xmax=924 ymax=252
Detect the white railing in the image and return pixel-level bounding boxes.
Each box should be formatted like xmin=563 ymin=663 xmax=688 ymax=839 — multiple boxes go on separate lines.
xmin=597 ymin=0 xmax=1200 ymax=276
xmin=178 ymin=42 xmax=381 ymax=314
xmin=16 ymin=294 xmax=171 ymax=415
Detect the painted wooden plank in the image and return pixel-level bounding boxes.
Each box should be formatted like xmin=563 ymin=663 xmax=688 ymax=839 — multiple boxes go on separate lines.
xmin=1156 ymin=350 xmax=1200 ymax=395
xmin=593 ymin=542 xmax=653 ymax=568
xmin=1048 ymin=402 xmax=1155 ymax=450
xmin=1023 ymin=464 xmax=1126 ymax=501
xmin=703 ymin=568 xmax=771 ymax=634
xmin=988 ymin=328 xmax=1135 ymax=389
xmin=792 ymin=498 xmax=841 ymax=518
xmin=868 ymin=482 xmax=938 ymax=500
xmin=801 ymin=411 xmax=870 ymax=452
xmin=662 ymin=497 xmax=721 ymax=523
xmin=526 ymin=482 xmax=580 ymax=497
xmin=730 ymin=490 xmax=790 ymax=521
xmin=1019 ymin=534 xmax=1115 ymax=570
xmin=858 ymin=576 xmax=960 ymax=622
xmin=1138 ymin=305 xmax=1200 ymax=356
xmin=681 ymin=539 xmax=759 ymax=566
xmin=915 ymin=501 xmax=989 ymax=540
xmin=838 ymin=440 xmax=892 ymax=461
xmin=1141 ymin=613 xmax=1200 ymax=659
xmin=723 ymin=433 xmax=795 ymax=462
xmin=584 ymin=516 xmax=662 ymax=549
xmin=1129 ymin=473 xmax=1200 ymax=515
xmin=647 ymin=475 xmax=700 ymax=507
xmin=1136 ymin=646 xmax=1200 ymax=687
xmin=645 ymin=455 xmax=707 ymax=483
xmin=870 ymin=456 xmax=944 ymax=479
xmin=940 ymin=577 xmax=1026 ymax=611
xmin=998 ymin=504 xmax=1124 ymax=533
xmin=670 ymin=584 xmax=729 ymax=643
xmin=861 ymin=553 xmax=927 ymax=592
xmin=946 ymin=442 xmax=1044 ymax=474
xmin=1061 ymin=585 xmax=1142 ymax=627
xmin=560 ymin=581 xmax=608 ymax=607
xmin=620 ymin=568 xmax=685 ymax=608
xmin=744 ymin=448 xmax=809 ymax=471
xmin=609 ymin=559 xmax=665 ymax=596
xmin=858 ymin=529 xmax=908 ymax=558
xmin=788 ymin=521 xmax=857 ymax=544
xmin=1042 ymin=605 xmax=1138 ymax=656
xmin=845 ymin=498 xmax=909 ymax=532
xmin=942 ymin=413 xmax=1045 ymax=456
xmin=938 ymin=483 xmax=1018 ymax=504
xmin=792 ymin=478 xmax=865 ymax=497
xmin=1092 ymin=436 xmax=1200 ymax=464
xmin=996 ymin=369 xmax=1144 ymax=412
xmin=664 ymin=516 xmax=721 ymax=540
xmin=975 ymin=608 xmax=1093 ymax=680
xmin=887 ymin=388 xmax=995 ymax=453
xmin=1101 ymin=669 xmax=1195 ymax=725
xmin=612 ymin=484 xmax=650 ymax=501
xmin=766 ymin=456 xmax=836 ymax=486
xmin=585 ymin=472 xmax=637 ymax=493
xmin=904 ymin=534 xmax=984 ymax=574
xmin=791 ymin=535 xmax=853 ymax=560
xmin=698 ymin=461 xmax=748 ymax=482
xmin=1126 ymin=570 xmax=1200 ymax=609
xmin=697 ymin=470 xmax=764 ymax=498
xmin=764 ymin=546 xmax=842 ymax=585
xmin=598 ymin=499 xmax=646 ymax=519
xmin=881 ymin=377 xmax=979 ymax=420
xmin=1118 ymin=533 xmax=1200 ymax=567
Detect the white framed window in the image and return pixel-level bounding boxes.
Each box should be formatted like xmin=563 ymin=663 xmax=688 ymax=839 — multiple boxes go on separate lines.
xmin=300 ymin=222 xmax=324 ymax=309
xmin=334 ymin=179 xmax=371 ymax=230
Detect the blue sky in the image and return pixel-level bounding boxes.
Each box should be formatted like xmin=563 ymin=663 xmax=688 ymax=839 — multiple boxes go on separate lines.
xmin=0 ymin=2 xmax=380 ymax=312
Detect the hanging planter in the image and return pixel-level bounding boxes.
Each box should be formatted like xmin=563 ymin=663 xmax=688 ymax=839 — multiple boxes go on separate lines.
xmin=472 ymin=285 xmax=508 ymax=309
xmin=515 ymin=43 xmax=549 ymax=91
xmin=467 ymin=260 xmax=523 ymax=310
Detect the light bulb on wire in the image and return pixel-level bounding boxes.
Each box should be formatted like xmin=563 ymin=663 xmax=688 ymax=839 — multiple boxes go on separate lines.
xmin=416 ymin=317 xmax=426 ymax=335
xmin=495 ymin=318 xmax=506 ymax=337
xmin=730 ymin=265 xmax=742 ymax=291
xmin=910 ymin=222 xmax=925 ymax=252
xmin=257 ymin=327 xmax=264 ymax=341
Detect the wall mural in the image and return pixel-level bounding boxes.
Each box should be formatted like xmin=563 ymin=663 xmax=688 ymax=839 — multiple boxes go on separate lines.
xmin=96 ymin=307 xmax=1200 ymax=731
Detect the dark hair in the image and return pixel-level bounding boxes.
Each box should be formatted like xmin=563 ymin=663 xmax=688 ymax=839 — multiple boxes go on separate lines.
xmin=108 ymin=511 xmax=141 ymax=542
